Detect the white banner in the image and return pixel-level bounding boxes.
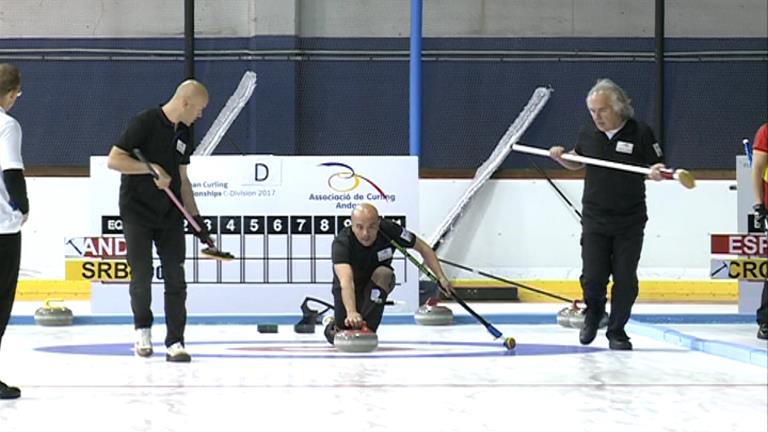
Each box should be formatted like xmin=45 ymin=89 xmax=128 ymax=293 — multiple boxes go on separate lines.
xmin=86 ymin=155 xmax=419 ymax=315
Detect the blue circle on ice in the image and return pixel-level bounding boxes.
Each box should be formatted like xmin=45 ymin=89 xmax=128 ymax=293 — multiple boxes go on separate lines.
xmin=35 ymin=340 xmax=604 ymax=359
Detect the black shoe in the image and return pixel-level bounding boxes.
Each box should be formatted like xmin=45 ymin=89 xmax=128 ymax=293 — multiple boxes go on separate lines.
xmin=323 ymin=321 xmax=338 ymax=346
xmin=0 ymin=380 xmax=21 ymax=400
xmin=608 ymin=338 xmax=633 ymax=350
xmin=579 ymin=323 xmax=598 ymax=345
xmin=758 ymin=323 xmax=768 ymax=340
xmin=606 ymin=329 xmax=633 ymax=350
xmin=579 ymin=311 xmax=601 ymax=345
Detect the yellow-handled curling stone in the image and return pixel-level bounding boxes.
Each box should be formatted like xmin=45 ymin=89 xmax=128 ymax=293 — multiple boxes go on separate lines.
xmin=34 ymin=299 xmax=74 ymax=326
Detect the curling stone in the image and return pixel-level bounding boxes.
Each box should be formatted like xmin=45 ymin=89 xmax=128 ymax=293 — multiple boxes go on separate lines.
xmin=567 ymin=308 xmax=586 ymax=328
xmin=334 ymin=325 xmax=378 ymax=353
xmin=556 ymin=307 xmax=573 ymax=328
xmin=568 ymin=309 xmax=609 ymax=329
xmin=34 ymin=299 xmax=74 ymax=326
xmin=414 ymin=299 xmax=454 ymax=326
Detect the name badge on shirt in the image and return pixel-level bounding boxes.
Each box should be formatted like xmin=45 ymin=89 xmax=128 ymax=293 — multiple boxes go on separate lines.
xmin=615 ymin=140 xmax=634 ymax=154
xmin=176 ymin=139 xmax=187 ymax=155
xmin=652 ymin=142 xmax=663 ymax=157
xmin=377 ymin=248 xmax=393 ymax=261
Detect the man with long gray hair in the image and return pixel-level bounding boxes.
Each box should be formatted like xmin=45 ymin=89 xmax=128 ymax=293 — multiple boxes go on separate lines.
xmin=549 ymin=79 xmax=665 ymax=350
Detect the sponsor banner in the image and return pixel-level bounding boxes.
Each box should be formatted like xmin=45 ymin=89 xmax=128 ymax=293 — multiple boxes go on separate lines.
xmin=710 ymin=234 xmax=767 ymax=256
xmin=87 ymin=155 xmax=419 ymax=314
xmin=66 ymin=260 xmax=132 ymax=281
xmin=710 ymin=258 xmax=768 ymax=281
xmin=65 ymin=236 xmax=128 ymax=259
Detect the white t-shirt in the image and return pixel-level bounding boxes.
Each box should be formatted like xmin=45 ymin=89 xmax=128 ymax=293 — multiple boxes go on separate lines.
xmin=603 ymin=121 xmax=627 ymax=141
xmin=0 ymin=106 xmax=24 ymax=234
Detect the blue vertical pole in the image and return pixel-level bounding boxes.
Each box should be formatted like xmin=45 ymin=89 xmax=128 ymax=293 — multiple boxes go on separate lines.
xmin=185 ymin=0 xmax=195 ymax=142
xmin=409 ymin=0 xmax=423 ymax=157
xmin=655 ymin=0 xmax=664 ymax=147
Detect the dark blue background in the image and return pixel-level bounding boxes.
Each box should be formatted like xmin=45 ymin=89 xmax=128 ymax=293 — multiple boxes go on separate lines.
xmin=2 ymin=36 xmax=765 ymax=170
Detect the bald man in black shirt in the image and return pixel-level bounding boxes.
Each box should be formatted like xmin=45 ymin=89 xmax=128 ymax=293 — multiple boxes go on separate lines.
xmin=325 ymin=203 xmax=453 ymax=344
xmin=107 ymin=80 xmax=209 ymax=362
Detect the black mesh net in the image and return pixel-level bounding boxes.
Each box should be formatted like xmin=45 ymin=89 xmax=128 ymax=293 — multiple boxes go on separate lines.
xmin=2 ymin=35 xmax=765 ymax=170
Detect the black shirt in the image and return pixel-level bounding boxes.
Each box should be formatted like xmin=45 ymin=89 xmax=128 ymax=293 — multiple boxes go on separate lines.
xmin=575 ymin=118 xmax=663 ymax=232
xmin=114 ymin=107 xmax=194 ymax=226
xmin=331 ymin=218 xmax=416 ymax=291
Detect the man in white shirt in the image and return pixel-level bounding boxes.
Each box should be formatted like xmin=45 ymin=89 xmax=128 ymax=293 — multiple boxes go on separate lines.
xmin=0 ymin=63 xmax=27 ymax=400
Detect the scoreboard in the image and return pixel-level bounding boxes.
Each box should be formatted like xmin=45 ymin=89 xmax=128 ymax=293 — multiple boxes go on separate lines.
xmin=94 ymin=214 xmax=410 ymax=285
xmin=85 ymin=155 xmax=419 ymax=315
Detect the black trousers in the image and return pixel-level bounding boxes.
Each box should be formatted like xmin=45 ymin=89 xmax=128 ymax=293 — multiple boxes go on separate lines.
xmin=759 ymin=230 xmax=768 ymax=325
xmin=757 ymin=281 xmax=768 ymax=325
xmin=123 ymin=220 xmax=187 ymax=347
xmin=332 ymin=276 xmax=391 ymax=332
xmin=0 ymin=232 xmax=21 ymax=350
xmin=580 ymin=223 xmax=645 ymax=338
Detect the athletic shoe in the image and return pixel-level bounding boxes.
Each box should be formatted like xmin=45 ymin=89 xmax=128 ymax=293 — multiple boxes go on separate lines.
xmin=134 ymin=328 xmax=153 ymax=357
xmin=166 ymin=342 xmax=191 ymax=363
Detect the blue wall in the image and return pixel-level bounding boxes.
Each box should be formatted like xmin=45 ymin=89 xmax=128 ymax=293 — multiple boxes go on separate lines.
xmin=1 ymin=37 xmax=765 ymax=170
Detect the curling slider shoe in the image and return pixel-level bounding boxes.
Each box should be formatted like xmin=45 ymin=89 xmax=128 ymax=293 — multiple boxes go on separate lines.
xmin=201 ymin=246 xmax=234 ymax=261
